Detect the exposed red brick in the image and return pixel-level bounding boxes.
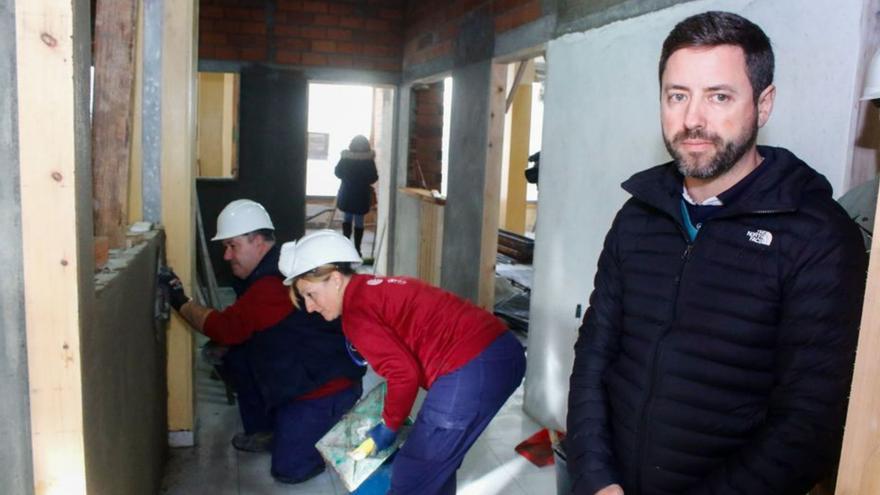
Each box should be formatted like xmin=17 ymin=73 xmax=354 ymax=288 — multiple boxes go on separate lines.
xmin=312 ymin=40 xmax=336 ymax=52
xmin=364 ymin=18 xmax=393 ymax=32
xmin=328 ymin=3 xmax=355 ymax=15
xmin=275 ymin=50 xmax=302 ymax=64
xmin=339 ymin=16 xmax=364 ymax=29
xmin=277 ymin=0 xmax=303 ymax=11
xmin=494 ymin=0 xmax=541 ymax=33
xmin=300 ymin=26 xmax=327 ymax=39
xmin=215 ymin=46 xmax=240 ymax=60
xmin=363 ymin=44 xmax=394 ymax=57
xmin=240 ymin=46 xmax=267 ymax=61
xmin=326 ymin=54 xmax=353 ymax=67
xmin=379 ymin=8 xmax=403 ymax=20
xmin=326 ymin=28 xmax=353 ymax=41
xmin=302 ymin=1 xmax=328 ymax=14
xmin=336 ymin=42 xmax=363 ymax=55
xmin=275 ymin=25 xmax=300 ymax=37
xmin=276 ymin=37 xmax=308 ymax=50
xmin=201 ymin=5 xmax=225 ymax=19
xmin=201 ymin=32 xmax=228 ymax=45
xmin=314 ymin=14 xmax=338 ymax=26
xmin=302 ymin=52 xmax=328 ymax=65
xmin=240 ymin=21 xmax=267 ymax=35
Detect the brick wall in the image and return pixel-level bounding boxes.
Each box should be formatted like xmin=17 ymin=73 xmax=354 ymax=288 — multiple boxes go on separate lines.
xmin=408 ymin=82 xmax=444 ymax=190
xmin=403 ymin=0 xmax=542 ymax=68
xmin=200 ymin=0 xmax=405 ymax=72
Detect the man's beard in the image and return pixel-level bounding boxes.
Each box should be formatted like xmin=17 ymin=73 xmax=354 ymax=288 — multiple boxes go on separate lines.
xmin=664 ymin=117 xmax=759 ymax=180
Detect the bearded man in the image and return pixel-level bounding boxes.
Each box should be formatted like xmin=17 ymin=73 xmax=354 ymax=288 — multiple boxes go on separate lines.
xmin=565 ymin=11 xmax=867 ymax=495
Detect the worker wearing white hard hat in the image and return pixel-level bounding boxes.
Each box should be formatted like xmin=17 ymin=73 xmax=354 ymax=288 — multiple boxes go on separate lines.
xmin=278 ymin=230 xmax=526 ymax=495
xmin=158 ymin=201 xmax=365 ymax=484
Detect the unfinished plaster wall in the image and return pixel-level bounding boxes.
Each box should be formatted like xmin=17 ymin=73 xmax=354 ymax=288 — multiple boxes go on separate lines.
xmin=83 ymin=230 xmax=167 ymax=495
xmin=0 ymin=0 xmax=34 ymax=492
xmin=527 ymin=0 xmax=869 ymax=431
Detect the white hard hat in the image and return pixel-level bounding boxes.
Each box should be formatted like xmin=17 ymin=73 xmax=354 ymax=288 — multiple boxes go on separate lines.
xmin=862 ymin=48 xmax=880 ymax=100
xmin=212 ymin=199 xmax=274 ymax=241
xmin=278 ymin=230 xmax=362 ymax=286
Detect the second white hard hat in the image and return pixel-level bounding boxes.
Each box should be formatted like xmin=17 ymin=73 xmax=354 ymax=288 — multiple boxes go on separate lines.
xmin=212 ymin=199 xmax=275 ymax=241
xmin=278 ymin=230 xmax=362 ymax=286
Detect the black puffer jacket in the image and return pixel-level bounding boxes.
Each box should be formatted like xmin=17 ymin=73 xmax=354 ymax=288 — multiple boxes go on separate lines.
xmin=335 ymin=151 xmax=378 ymax=215
xmin=566 ymin=146 xmax=867 ymax=495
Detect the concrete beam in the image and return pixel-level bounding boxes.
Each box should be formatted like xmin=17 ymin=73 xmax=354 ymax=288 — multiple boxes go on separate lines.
xmin=0 ymin=0 xmax=34 ymax=493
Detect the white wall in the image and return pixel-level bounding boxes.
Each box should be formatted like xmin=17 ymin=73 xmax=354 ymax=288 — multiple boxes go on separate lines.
xmin=525 ymin=0 xmax=869 ymax=431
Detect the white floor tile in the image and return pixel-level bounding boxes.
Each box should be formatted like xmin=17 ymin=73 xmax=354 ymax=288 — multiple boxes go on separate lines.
xmin=162 ymin=350 xmax=560 ymax=495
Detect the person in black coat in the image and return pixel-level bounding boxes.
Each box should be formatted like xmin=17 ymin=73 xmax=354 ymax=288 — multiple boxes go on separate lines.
xmin=565 ymin=12 xmax=868 ymax=495
xmin=335 ymin=135 xmax=378 ymax=255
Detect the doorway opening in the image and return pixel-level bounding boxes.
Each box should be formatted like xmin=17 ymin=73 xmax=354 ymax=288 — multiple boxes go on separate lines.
xmin=305 ymin=82 xmax=395 ymax=272
xmin=494 ymin=54 xmax=545 ymax=335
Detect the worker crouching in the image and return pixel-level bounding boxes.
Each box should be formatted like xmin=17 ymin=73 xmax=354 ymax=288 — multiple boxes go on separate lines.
xmin=278 ymin=230 xmax=526 ymax=495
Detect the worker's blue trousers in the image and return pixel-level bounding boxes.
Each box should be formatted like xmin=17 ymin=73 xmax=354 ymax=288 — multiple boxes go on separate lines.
xmin=272 ymin=383 xmax=362 ymax=481
xmin=388 ymin=331 xmax=526 ymax=495
xmin=221 ymin=345 xmax=272 ymax=434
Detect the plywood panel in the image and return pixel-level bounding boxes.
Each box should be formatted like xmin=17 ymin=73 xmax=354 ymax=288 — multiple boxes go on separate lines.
xmin=15 ymin=0 xmax=90 ymax=492
xmin=835 ymin=196 xmax=880 ymax=493
xmin=92 ymin=0 xmax=138 ymax=247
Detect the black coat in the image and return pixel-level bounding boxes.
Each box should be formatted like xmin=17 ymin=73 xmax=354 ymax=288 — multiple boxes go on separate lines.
xmin=230 ymin=246 xmax=366 ymax=410
xmin=566 ymin=146 xmax=867 ymax=495
xmin=335 ymin=154 xmax=378 ymax=215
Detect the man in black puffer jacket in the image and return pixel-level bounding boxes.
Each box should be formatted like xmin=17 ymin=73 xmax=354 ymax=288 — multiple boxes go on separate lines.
xmin=566 ymin=11 xmax=868 ymax=495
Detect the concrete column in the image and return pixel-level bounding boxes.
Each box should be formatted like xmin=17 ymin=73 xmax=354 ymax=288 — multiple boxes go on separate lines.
xmin=0 ymin=0 xmax=34 ymax=492
xmin=441 ymin=60 xmax=504 ymax=305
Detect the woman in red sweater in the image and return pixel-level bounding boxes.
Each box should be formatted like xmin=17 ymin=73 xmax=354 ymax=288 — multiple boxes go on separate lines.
xmin=278 ymin=230 xmax=526 ymax=495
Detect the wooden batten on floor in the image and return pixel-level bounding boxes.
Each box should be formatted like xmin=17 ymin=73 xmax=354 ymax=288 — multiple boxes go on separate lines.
xmin=835 ymin=195 xmax=880 ymax=493
xmin=92 ymin=0 xmax=138 ymax=248
xmin=15 ymin=0 xmax=92 ymax=493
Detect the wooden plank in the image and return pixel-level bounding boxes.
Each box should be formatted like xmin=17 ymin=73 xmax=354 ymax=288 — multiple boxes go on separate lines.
xmin=128 ymin=0 xmax=145 ymax=224
xmin=477 ymin=64 xmax=507 ymax=310
xmin=835 ymin=194 xmax=880 ymax=494
xmin=501 ymin=80 xmax=531 ymax=234
xmin=161 ymin=0 xmax=198 ymax=438
xmin=15 ymin=0 xmax=89 ymax=492
xmin=92 ymin=0 xmax=138 ymax=247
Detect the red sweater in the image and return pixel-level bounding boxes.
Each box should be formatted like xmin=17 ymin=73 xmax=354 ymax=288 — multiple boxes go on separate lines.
xmin=342 ymin=274 xmax=507 ymax=430
xmin=203 ymin=276 xmax=292 ymax=346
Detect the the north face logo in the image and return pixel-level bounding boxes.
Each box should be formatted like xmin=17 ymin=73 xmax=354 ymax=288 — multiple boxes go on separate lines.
xmin=746 ymin=229 xmax=773 ymax=246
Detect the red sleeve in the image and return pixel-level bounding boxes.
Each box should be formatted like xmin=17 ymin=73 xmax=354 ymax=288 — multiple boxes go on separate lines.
xmin=347 ymin=318 xmax=420 ymax=432
xmin=202 ymin=276 xmax=293 ymax=345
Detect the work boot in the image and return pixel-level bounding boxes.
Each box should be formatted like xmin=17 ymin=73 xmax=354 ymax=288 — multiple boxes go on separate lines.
xmin=354 ymin=227 xmax=364 ymax=255
xmin=231 ymin=431 xmax=273 ymax=452
xmin=342 ymin=221 xmax=352 ymax=239
xmin=271 ymin=464 xmax=325 ymax=485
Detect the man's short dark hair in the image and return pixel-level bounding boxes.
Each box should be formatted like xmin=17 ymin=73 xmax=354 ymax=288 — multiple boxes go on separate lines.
xmin=659 ymin=11 xmax=774 ymax=102
xmin=247 ymin=229 xmax=275 ymax=242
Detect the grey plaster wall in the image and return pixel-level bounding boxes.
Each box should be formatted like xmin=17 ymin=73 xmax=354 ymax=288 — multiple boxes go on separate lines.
xmin=84 ymin=231 xmax=167 ymax=495
xmin=0 ymin=1 xmax=34 ymax=492
xmin=556 ymin=0 xmax=691 ymax=35
xmin=197 ymin=64 xmax=308 ymax=286
xmin=391 ymin=84 xmax=421 ymax=277
xmin=440 ymin=61 xmax=494 ymax=302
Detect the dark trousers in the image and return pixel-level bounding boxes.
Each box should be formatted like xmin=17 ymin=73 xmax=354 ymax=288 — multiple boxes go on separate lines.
xmin=272 ymin=383 xmax=362 ymax=480
xmin=389 ymin=331 xmax=526 ymax=495
xmin=221 ymin=345 xmax=272 ymax=433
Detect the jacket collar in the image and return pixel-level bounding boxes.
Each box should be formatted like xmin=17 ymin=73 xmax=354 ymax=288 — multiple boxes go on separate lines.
xmin=621 ymin=146 xmax=832 ymax=221
xmin=232 ymin=243 xmax=282 ymax=296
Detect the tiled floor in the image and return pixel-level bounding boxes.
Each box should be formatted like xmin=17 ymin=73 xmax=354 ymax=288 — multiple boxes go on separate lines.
xmin=160 ymin=350 xmax=558 ymax=494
